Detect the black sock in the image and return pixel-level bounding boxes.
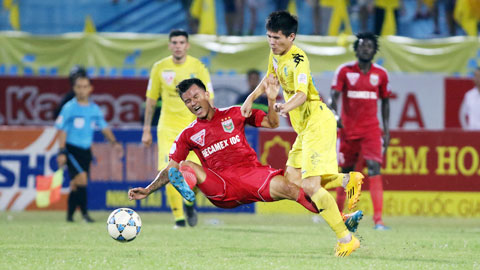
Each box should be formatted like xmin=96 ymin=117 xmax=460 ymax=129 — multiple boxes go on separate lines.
xmin=77 ymin=186 xmax=88 ymax=216
xmin=67 ymin=190 xmax=77 ymax=219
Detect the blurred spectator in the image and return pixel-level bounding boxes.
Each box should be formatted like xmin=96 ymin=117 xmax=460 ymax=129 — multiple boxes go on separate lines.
xmin=236 ymin=69 xmax=269 ymax=112
xmin=353 ymin=0 xmax=374 ymax=33
xmin=112 ymin=0 xmax=132 ymax=4
xmin=181 ymin=0 xmax=199 ymax=33
xmin=53 ymin=65 xmax=88 ymax=119
xmin=246 ymin=0 xmax=260 ymax=35
xmin=273 ymin=0 xmax=289 ymax=11
xmin=444 ymin=0 xmax=457 ymax=36
xmin=374 ymin=0 xmax=401 ymax=35
xmin=459 ymin=67 xmax=480 ymax=130
xmin=224 ymin=0 xmax=237 ymax=35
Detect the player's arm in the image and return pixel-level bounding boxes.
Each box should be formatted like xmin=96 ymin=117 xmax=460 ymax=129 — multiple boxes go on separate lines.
xmin=142 ymin=97 xmax=157 ymax=147
xmin=241 ymin=74 xmax=268 ymax=117
xmin=275 ymin=91 xmax=306 ymax=117
xmin=101 ymin=128 xmax=124 ymax=157
xmin=128 ymin=160 xmax=180 ymax=200
xmin=329 ymin=89 xmax=343 ymax=128
xmin=56 ymin=130 xmax=67 ymax=168
xmin=260 ymin=74 xmax=280 ymax=128
xmin=198 ymin=61 xmax=215 ymax=107
xmin=381 ymin=97 xmax=390 ymax=154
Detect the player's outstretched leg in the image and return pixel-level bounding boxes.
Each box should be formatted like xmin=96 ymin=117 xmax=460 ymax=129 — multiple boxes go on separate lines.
xmin=346 ymin=172 xmax=364 ymax=210
xmin=343 ymin=210 xmax=363 ymax=232
xmin=335 ymin=234 xmax=361 ymax=257
xmin=168 ymin=167 xmax=196 ymax=202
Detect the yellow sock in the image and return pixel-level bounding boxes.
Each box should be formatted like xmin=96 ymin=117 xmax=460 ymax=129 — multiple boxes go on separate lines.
xmin=321 ymin=173 xmax=344 ymax=189
xmin=166 ymin=183 xmax=185 ymax=221
xmin=311 ymin=188 xmax=349 ymax=239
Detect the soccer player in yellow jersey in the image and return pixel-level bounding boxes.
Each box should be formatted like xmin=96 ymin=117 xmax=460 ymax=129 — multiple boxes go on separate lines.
xmin=142 ymin=29 xmax=214 ymax=228
xmin=241 ymin=11 xmax=363 ymax=257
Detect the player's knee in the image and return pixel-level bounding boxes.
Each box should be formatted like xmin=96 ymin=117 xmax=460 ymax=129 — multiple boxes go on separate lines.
xmin=179 ymin=160 xmax=193 ymax=168
xmin=301 ymin=178 xmax=320 ymax=197
xmin=366 ymin=160 xmax=380 ymax=176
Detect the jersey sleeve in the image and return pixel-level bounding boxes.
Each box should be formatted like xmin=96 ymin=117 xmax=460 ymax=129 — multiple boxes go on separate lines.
xmin=196 ymin=60 xmax=215 ymax=98
xmin=169 ymin=130 xmax=191 ymax=163
xmin=95 ymin=105 xmax=108 ymax=130
xmin=379 ymin=70 xmax=392 ymax=98
xmin=331 ymin=65 xmax=345 ymax=92
xmin=292 ymin=53 xmax=310 ymax=95
xmin=145 ymin=62 xmax=161 ymax=100
xmin=245 ymin=108 xmax=267 ymax=127
xmin=266 ymin=51 xmax=275 ymax=76
xmin=54 ymin=105 xmax=69 ymax=130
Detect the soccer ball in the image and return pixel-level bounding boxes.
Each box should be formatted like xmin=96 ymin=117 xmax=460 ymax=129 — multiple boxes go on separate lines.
xmin=107 ymin=208 xmax=142 ymax=242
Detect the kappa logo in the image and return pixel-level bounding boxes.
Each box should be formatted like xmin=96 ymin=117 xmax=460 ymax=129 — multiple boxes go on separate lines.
xmin=346 ymin=72 xmax=360 ymax=85
xmin=221 ymin=117 xmax=234 ymax=133
xmin=190 ymin=129 xmax=205 ymax=146
xmin=162 ymin=71 xmax=176 ymax=85
xmin=370 ymin=73 xmax=379 ymax=86
xmin=272 ymin=57 xmax=278 ymax=72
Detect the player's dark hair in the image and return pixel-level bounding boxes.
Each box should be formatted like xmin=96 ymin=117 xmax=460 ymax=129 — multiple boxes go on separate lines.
xmin=169 ymin=29 xmax=189 ymax=41
xmin=353 ymin=32 xmax=379 ymax=53
xmin=69 ymin=65 xmax=87 ymax=86
xmin=265 ymin=11 xmax=298 ymax=37
xmin=247 ymin=69 xmax=260 ymax=77
xmin=177 ymin=78 xmax=206 ymax=98
xmin=72 ymin=74 xmax=90 ymax=86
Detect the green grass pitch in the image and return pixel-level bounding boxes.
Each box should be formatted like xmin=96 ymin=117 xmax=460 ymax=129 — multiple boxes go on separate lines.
xmin=1 ymin=211 xmax=479 ymax=270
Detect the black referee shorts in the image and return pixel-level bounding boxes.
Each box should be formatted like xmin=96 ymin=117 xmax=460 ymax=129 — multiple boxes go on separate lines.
xmin=66 ymin=143 xmax=92 ymax=180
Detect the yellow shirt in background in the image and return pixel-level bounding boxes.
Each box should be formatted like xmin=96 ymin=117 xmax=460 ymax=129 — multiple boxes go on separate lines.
xmin=146 ymin=55 xmax=213 ymax=131
xmin=267 ymin=45 xmax=321 ymax=133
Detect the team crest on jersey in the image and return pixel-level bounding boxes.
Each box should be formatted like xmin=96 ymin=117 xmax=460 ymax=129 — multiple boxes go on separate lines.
xmin=162 ymin=71 xmax=176 ymax=85
xmin=346 ymin=72 xmax=360 ymax=85
xmin=370 ymin=73 xmax=379 ymax=86
xmin=221 ymin=117 xmax=234 ymax=133
xmin=190 ymin=129 xmax=205 ymax=146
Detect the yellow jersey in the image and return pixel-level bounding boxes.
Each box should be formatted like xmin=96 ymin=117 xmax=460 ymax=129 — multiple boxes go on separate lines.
xmin=146 ymin=55 xmax=213 ymax=131
xmin=267 ymin=45 xmax=321 ymax=133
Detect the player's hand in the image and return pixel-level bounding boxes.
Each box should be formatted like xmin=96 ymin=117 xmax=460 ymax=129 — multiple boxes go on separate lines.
xmin=57 ymin=154 xmax=66 ymax=168
xmin=274 ymin=103 xmax=288 ymax=117
xmin=382 ymin=132 xmax=390 ymax=156
xmin=336 ymin=115 xmax=344 ymax=129
xmin=113 ymin=142 xmax=124 ymax=158
xmin=141 ymin=131 xmax=152 ymax=147
xmin=265 ymin=74 xmax=280 ymax=101
xmin=241 ymin=99 xmax=253 ymax=118
xmin=128 ymin=187 xmax=149 ymax=200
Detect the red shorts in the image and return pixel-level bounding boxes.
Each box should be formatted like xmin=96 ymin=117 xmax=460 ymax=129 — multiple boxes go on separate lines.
xmin=339 ymin=130 xmax=383 ymax=167
xmin=197 ymin=165 xmax=283 ymax=209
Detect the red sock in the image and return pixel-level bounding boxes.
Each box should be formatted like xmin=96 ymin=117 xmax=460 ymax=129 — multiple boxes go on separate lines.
xmin=296 ymin=188 xmax=319 ymax=214
xmin=335 ymin=186 xmax=346 ymax=212
xmin=369 ymin=175 xmax=384 ymax=224
xmin=179 ymin=165 xmax=197 ymax=189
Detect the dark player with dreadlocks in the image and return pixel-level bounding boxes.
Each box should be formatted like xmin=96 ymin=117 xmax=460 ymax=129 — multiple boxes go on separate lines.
xmin=329 ymin=32 xmax=392 ymax=230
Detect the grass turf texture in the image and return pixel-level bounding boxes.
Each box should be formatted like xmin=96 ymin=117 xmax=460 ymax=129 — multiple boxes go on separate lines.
xmin=1 ymin=211 xmax=479 ymax=270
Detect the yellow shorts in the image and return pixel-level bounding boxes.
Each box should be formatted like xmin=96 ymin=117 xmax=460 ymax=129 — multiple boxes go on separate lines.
xmin=286 ymin=103 xmax=339 ymax=178
xmin=157 ymin=127 xmax=200 ymax=170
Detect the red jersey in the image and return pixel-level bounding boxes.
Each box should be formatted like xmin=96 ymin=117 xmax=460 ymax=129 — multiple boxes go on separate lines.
xmin=170 ymin=106 xmax=265 ymax=173
xmin=331 ymin=61 xmax=391 ymax=139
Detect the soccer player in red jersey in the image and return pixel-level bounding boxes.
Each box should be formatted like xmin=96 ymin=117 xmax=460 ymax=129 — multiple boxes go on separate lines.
xmin=329 ymin=32 xmax=391 ymax=230
xmin=129 ymin=77 xmax=362 ymax=256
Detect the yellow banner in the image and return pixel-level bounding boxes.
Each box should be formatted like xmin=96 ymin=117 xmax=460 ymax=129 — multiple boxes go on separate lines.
xmin=257 ymin=191 xmax=480 ymax=218
xmin=0 ymin=33 xmax=478 ymax=76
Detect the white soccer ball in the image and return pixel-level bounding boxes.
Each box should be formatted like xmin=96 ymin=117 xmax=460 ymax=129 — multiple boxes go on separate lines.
xmin=107 ymin=208 xmax=142 ymax=242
